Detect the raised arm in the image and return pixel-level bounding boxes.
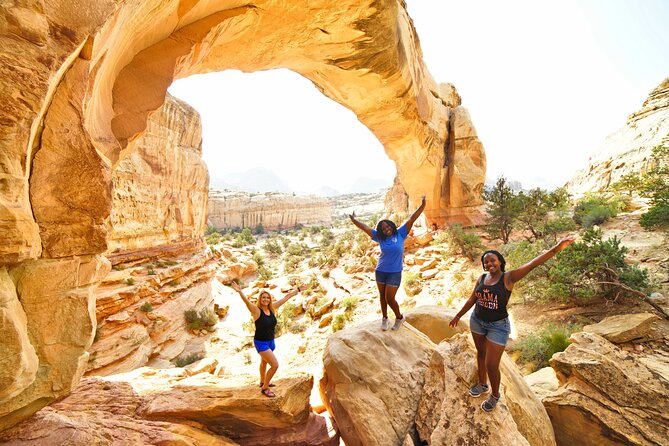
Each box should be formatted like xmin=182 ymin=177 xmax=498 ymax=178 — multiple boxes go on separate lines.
xmin=349 ymin=211 xmax=374 ymax=238
xmin=405 ymin=195 xmax=426 ymax=233
xmin=274 ymin=284 xmax=305 ymax=309
xmin=505 ymin=235 xmax=577 ymax=289
xmin=230 ymin=282 xmax=260 ymax=320
xmin=449 ymin=276 xmax=482 ymax=328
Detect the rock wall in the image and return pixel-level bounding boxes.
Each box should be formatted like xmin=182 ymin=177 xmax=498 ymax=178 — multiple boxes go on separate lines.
xmin=208 ymin=190 xmax=331 ymax=231
xmin=108 ymin=94 xmax=209 ymax=253
xmin=566 ymin=77 xmax=669 ymax=195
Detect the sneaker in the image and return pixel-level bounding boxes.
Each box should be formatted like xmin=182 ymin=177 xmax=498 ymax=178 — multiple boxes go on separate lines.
xmin=381 ymin=317 xmax=390 ymax=331
xmin=391 ymin=316 xmax=405 ymax=331
xmin=481 ymin=394 xmax=500 ymax=412
xmin=468 ymin=383 xmax=489 ymax=397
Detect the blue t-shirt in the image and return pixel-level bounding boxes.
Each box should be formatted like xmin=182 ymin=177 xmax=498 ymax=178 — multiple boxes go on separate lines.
xmin=371 ymin=224 xmax=409 ymax=272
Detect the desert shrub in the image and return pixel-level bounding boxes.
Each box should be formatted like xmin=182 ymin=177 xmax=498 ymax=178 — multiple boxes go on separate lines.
xmin=320 ymin=228 xmax=335 ymax=246
xmin=147 ymin=268 xmax=156 ymax=275
xmin=125 ymin=278 xmax=135 ymax=286
xmin=511 ymin=323 xmax=580 ymax=371
xmin=403 ymin=271 xmax=422 ymax=297
xmin=640 ymin=137 xmax=669 ymax=230
xmin=287 ymin=243 xmax=304 ymax=256
xmin=233 ymin=228 xmax=256 ymax=248
xmin=184 ymin=307 xmax=218 ymax=331
xmin=140 ymin=302 xmax=153 ymax=312
xmin=546 ymin=228 xmax=650 ymax=302
xmin=205 ymin=225 xmax=219 ymax=235
xmin=572 ymin=194 xmax=623 ymax=227
xmin=257 ymin=266 xmax=274 ymax=281
xmin=253 ymin=223 xmax=264 ymax=235
xmin=500 ymin=240 xmax=550 ymax=302
xmin=263 ymin=239 xmax=283 ymax=255
xmin=484 ymin=177 xmax=522 ymax=244
xmin=283 ymin=256 xmax=302 ymax=274
xmin=205 ymin=232 xmax=223 ymax=245
xmin=341 ymin=296 xmax=359 ymax=312
xmin=445 ymin=223 xmax=485 ymax=261
xmin=173 ymin=353 xmax=204 ymax=368
xmin=332 ymin=313 xmax=347 ymax=332
xmin=252 ymin=251 xmax=264 ymax=266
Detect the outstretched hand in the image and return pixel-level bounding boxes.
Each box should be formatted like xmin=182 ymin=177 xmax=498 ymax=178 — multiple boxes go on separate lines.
xmin=421 ymin=195 xmax=426 ymax=206
xmin=555 ymin=234 xmax=577 ymax=252
xmin=229 ymin=281 xmax=241 ymax=292
xmin=348 ymin=211 xmax=356 ymax=222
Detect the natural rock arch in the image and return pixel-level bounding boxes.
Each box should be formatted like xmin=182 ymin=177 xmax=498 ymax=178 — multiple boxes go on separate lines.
xmin=0 ymin=0 xmax=486 ymax=430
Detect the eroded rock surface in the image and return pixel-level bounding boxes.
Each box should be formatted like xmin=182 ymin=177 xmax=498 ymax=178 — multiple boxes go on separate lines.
xmin=567 ymin=77 xmax=669 ymax=195
xmin=543 ymin=331 xmax=669 ymax=446
xmin=0 ymin=367 xmax=337 ymax=446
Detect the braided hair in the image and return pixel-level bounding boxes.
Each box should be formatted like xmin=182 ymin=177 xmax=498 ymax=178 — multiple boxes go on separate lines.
xmin=375 ymin=219 xmax=398 ymax=241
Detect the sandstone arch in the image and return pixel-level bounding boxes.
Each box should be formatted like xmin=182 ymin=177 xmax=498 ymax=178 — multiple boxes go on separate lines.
xmin=0 ymin=0 xmax=485 ymax=430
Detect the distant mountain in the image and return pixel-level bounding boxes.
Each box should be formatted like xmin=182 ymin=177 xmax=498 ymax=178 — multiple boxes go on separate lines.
xmin=345 ymin=177 xmax=391 ymax=194
xmin=313 ymin=185 xmax=341 ymax=197
xmin=210 ymin=167 xmax=292 ymax=193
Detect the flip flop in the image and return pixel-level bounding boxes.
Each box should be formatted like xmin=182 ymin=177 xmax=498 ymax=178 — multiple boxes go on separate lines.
xmin=261 ymin=388 xmax=276 ymax=398
xmin=259 ymin=383 xmax=276 ymax=388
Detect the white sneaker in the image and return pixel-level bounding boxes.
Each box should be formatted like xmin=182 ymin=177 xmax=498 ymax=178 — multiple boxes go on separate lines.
xmin=381 ymin=317 xmax=390 ymax=331
xmin=391 ymin=316 xmax=405 ymax=330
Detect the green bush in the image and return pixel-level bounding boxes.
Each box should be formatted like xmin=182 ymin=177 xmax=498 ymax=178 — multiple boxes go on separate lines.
xmin=233 ymin=228 xmax=256 ymax=248
xmin=511 ymin=323 xmax=579 ymax=371
xmin=501 ymin=240 xmax=549 ymax=302
xmin=205 ymin=232 xmax=223 ymax=246
xmin=125 ymin=278 xmax=135 ymax=286
xmin=263 ymin=239 xmax=283 ymax=255
xmin=572 ymin=194 xmax=623 ymax=227
xmin=547 ymin=228 xmax=650 ymax=302
xmin=147 ymin=268 xmax=156 ymax=275
xmin=332 ymin=313 xmax=347 ymax=332
xmin=140 ymin=302 xmax=153 ymax=312
xmin=445 ymin=223 xmax=485 ymax=261
xmin=173 ymin=353 xmax=204 ymax=368
xmin=252 ymin=251 xmax=264 ymax=266
xmin=184 ymin=307 xmax=218 ymax=331
xmin=341 ymin=296 xmax=359 ymax=312
xmin=639 ymin=138 xmax=669 ymax=230
xmin=258 ymin=266 xmax=274 ymax=281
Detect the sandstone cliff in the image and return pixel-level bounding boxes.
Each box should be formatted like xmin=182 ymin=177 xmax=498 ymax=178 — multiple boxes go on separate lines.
xmin=566 ymin=77 xmax=669 ymax=195
xmin=208 ymin=190 xmax=331 ymax=231
xmin=108 ymin=94 xmax=209 ymax=253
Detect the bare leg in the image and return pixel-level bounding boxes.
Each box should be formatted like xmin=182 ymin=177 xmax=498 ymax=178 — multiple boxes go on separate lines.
xmin=376 ymin=281 xmax=388 ymax=318
xmin=485 ymin=340 xmax=506 ymax=398
xmin=384 ymin=285 xmax=402 ymax=319
xmin=258 ymin=349 xmax=279 ymax=390
xmin=259 ymin=358 xmax=267 ymax=385
xmin=472 ymin=332 xmax=488 ymax=385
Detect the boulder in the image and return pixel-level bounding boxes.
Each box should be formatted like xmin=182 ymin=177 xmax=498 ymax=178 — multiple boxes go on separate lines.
xmin=320 ymin=320 xmax=435 ymax=446
xmin=544 ymin=332 xmax=669 ymax=446
xmin=583 ymin=312 xmax=661 ymax=343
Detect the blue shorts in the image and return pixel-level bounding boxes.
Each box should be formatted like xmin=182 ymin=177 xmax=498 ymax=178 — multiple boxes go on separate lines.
xmin=253 ymin=339 xmax=275 ymax=353
xmin=469 ymin=312 xmax=511 ymax=346
xmin=375 ymin=270 xmax=402 ymax=287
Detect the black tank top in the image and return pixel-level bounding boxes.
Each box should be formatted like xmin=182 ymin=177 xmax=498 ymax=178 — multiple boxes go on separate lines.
xmin=254 ymin=309 xmax=277 ymax=341
xmin=474 ymin=273 xmax=512 ymax=322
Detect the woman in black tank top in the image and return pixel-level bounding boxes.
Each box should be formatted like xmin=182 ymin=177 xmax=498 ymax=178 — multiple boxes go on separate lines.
xmin=449 ymin=235 xmax=576 ymax=412
xmin=231 ymin=282 xmax=303 ymax=397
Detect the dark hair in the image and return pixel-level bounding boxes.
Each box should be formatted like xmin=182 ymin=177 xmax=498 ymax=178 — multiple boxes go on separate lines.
xmin=480 ymin=250 xmax=506 ymax=272
xmin=375 ymin=219 xmax=398 ymax=241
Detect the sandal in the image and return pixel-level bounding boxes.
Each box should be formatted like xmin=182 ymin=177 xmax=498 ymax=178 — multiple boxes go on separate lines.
xmin=261 ymin=388 xmax=276 ymax=398
xmin=259 ymin=382 xmax=276 ymax=388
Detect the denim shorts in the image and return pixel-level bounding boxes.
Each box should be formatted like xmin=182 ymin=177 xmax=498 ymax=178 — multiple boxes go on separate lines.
xmin=469 ymin=312 xmax=511 ymax=346
xmin=253 ymin=339 xmax=275 ymax=353
xmin=375 ymin=270 xmax=402 ymax=287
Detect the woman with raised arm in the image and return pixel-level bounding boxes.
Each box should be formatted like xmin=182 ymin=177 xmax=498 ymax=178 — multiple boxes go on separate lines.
xmin=230 ymin=282 xmax=302 ymax=397
xmin=349 ymin=195 xmax=426 ymax=331
xmin=449 ymin=234 xmax=576 ymax=412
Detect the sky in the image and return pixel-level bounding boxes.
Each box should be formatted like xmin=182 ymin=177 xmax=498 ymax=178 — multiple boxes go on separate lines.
xmin=168 ymin=0 xmax=669 ymax=194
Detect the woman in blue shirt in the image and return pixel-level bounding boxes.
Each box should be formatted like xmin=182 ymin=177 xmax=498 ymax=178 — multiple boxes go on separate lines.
xmin=349 ymin=196 xmax=426 ymax=331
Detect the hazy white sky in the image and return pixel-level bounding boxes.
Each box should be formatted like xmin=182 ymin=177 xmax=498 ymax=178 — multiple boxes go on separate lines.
xmin=168 ymin=0 xmax=669 ymax=194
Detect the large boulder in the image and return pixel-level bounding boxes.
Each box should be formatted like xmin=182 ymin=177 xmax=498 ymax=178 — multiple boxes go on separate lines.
xmin=407 ymin=306 xmax=556 ymax=446
xmin=544 ymin=331 xmax=669 ymax=446
xmin=320 ymin=320 xmax=435 ymax=446
xmin=1 ymin=368 xmax=338 ymax=446
xmin=583 ymin=312 xmax=662 ymax=343
xmin=416 ymin=334 xmax=530 ymax=445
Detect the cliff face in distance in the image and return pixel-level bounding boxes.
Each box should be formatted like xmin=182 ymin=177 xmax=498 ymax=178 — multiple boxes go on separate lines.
xmin=208 ymin=190 xmax=332 ymax=231
xmin=566 ymin=77 xmax=669 ymax=195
